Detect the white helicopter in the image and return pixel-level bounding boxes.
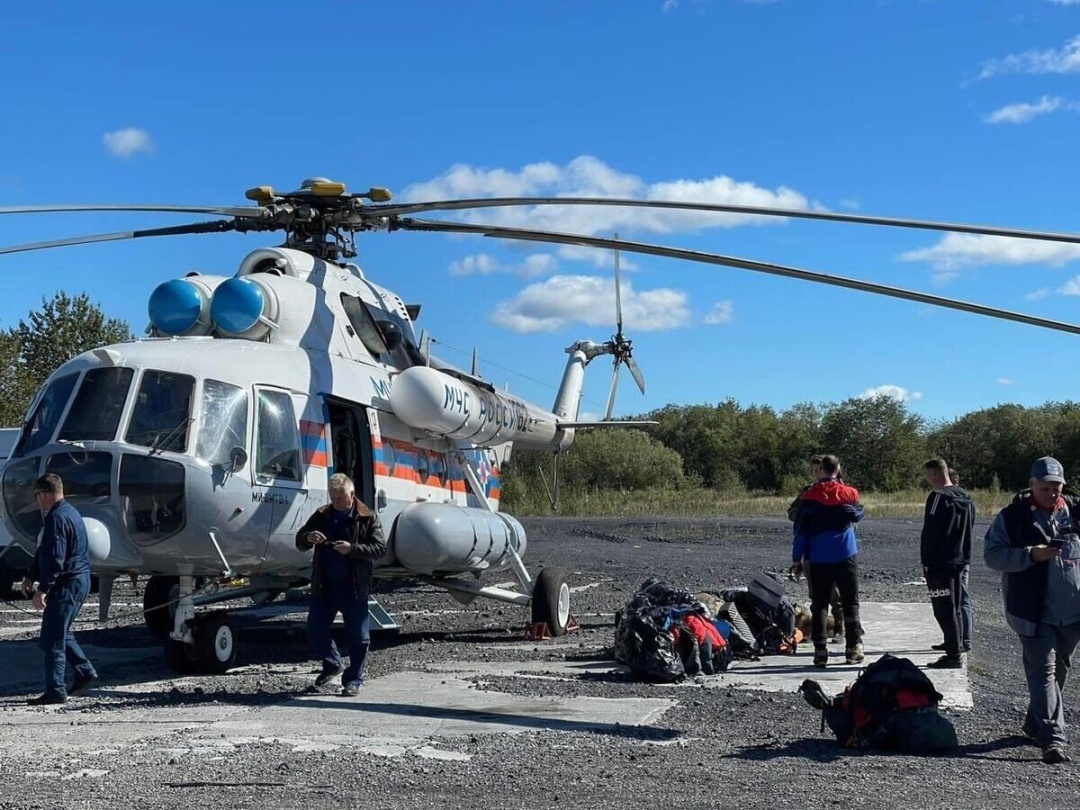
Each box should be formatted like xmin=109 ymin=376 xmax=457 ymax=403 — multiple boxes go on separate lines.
xmin=1 ymin=178 xmax=1078 ymax=673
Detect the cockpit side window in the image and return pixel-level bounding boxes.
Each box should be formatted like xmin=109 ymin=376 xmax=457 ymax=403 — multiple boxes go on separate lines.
xmin=340 ymin=293 xmax=389 ymax=359
xmin=255 ymin=389 xmax=301 ymax=484
xmin=125 ymin=370 xmax=195 ymax=453
xmin=195 ymin=380 xmax=248 ymax=466
xmin=58 ymin=367 xmax=134 ymax=443
xmin=14 ymin=373 xmax=79 ymax=457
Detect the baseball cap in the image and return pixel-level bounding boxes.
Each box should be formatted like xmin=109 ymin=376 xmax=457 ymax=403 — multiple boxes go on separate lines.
xmin=1031 ymin=456 xmax=1066 ymax=484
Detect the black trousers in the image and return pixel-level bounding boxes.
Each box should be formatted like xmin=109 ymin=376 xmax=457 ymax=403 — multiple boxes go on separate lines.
xmin=807 ymin=556 xmax=862 ymax=648
xmin=925 ymin=563 xmax=964 ymax=658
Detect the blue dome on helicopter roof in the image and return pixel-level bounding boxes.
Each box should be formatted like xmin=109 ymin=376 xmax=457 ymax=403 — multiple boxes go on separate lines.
xmin=210 ymin=277 xmax=271 ymax=338
xmin=148 ymin=278 xmax=205 ymax=336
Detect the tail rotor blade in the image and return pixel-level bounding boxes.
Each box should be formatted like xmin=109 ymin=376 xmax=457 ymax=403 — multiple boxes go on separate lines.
xmin=626 ymin=355 xmax=646 ymax=396
xmin=605 ymin=361 xmax=622 ymax=420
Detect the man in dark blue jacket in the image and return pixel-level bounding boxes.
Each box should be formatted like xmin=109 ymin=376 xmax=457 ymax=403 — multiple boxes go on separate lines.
xmin=791 ymin=455 xmax=865 ymax=668
xmin=20 ymin=473 xmax=98 ymax=705
xmin=296 ymin=473 xmax=387 ymax=696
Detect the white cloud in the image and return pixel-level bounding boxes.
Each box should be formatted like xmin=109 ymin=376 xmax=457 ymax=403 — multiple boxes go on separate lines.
xmin=449 ymin=252 xmax=557 ymax=278
xmin=996 ymin=377 xmax=1015 ymax=385
xmin=899 ymin=233 xmax=1080 ymax=270
xmin=103 ymin=127 xmax=154 ymax=158
xmin=978 ymin=35 xmax=1080 ymax=79
xmin=662 ymin=0 xmax=678 ymax=10
xmin=984 ymin=96 xmax=1072 ymax=124
xmin=858 ymin=384 xmax=923 ymax=403
xmin=491 ymin=275 xmax=690 ymax=333
xmin=839 ymin=198 xmax=860 ymax=210
xmin=401 ymin=156 xmax=813 ymax=244
xmin=1027 ymin=287 xmax=1053 ymax=300
xmin=1059 ymin=275 xmax=1080 ymax=295
xmin=703 ymin=300 xmax=734 ymax=324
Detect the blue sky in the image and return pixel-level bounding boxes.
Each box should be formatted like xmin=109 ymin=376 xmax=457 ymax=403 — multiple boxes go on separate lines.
xmin=3 ymin=0 xmax=1080 ymax=424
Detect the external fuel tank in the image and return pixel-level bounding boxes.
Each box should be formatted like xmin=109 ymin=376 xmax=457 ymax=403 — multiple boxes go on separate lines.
xmin=391 ymin=502 xmax=527 ymax=575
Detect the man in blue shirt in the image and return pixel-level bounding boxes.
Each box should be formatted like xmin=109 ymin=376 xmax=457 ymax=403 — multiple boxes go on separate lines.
xmin=20 ymin=473 xmax=98 ymax=705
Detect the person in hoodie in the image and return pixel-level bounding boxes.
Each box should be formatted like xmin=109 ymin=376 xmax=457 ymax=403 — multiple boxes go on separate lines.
xmin=790 ymin=454 xmax=865 ymax=668
xmin=920 ymin=458 xmax=976 ymax=669
xmin=295 ymin=473 xmax=387 ymax=697
xmin=985 ymin=456 xmax=1080 ymax=765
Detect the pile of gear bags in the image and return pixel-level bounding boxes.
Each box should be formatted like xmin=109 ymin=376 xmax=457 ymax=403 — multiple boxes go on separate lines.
xmin=614 ymin=572 xmax=801 ymax=683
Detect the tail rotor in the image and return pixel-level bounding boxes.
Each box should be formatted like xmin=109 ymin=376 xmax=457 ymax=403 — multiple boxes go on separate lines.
xmin=603 ymin=234 xmax=647 ymax=420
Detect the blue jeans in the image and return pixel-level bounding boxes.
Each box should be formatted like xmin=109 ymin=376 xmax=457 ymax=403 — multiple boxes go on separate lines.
xmin=307 ymin=579 xmax=370 ymax=687
xmin=39 ymin=573 xmax=95 ymax=698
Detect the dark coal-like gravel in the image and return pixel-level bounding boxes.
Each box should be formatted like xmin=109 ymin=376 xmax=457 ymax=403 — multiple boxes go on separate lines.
xmin=2 ymin=515 xmax=1079 ymax=810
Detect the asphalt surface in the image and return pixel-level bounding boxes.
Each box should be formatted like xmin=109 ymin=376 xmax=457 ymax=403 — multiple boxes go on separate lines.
xmin=1 ymin=515 xmax=1078 ymax=810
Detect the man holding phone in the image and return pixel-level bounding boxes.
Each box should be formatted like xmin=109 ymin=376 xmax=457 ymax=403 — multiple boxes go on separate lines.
xmin=985 ymin=456 xmax=1080 ymax=765
xmin=295 ymin=473 xmax=387 ymax=696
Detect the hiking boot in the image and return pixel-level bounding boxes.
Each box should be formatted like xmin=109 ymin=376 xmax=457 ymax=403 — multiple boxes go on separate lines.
xmin=1043 ymin=743 xmax=1071 ymax=764
xmin=926 ymin=655 xmax=963 ymax=670
xmin=813 ymin=646 xmax=829 ymax=668
xmin=314 ymin=664 xmax=344 ymax=688
xmin=341 ymin=681 xmax=363 ymax=697
xmin=845 ymin=643 xmax=865 ymax=665
xmin=69 ymin=673 xmax=99 ymax=697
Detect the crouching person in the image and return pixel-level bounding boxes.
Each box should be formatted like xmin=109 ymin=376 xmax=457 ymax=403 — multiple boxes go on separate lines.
xmin=296 ymin=473 xmax=387 ymax=696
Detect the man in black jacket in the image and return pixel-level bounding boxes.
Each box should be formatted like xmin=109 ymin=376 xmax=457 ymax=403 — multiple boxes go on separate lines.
xmin=920 ymin=459 xmax=976 ymax=669
xmin=296 ymin=473 xmax=387 ymax=696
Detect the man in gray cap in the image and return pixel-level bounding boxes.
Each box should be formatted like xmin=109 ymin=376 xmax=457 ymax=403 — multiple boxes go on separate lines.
xmin=985 ymin=456 xmax=1080 ymax=764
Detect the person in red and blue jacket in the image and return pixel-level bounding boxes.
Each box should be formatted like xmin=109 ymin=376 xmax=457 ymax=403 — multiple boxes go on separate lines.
xmin=790 ymin=454 xmax=865 ymax=669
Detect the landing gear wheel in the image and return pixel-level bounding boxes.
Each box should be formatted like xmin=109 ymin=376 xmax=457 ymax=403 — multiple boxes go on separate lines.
xmin=164 ymin=636 xmax=199 ymax=673
xmin=143 ymin=575 xmax=179 ymax=639
xmin=195 ymin=611 xmax=237 ymax=673
xmin=531 ymin=568 xmax=570 ymax=637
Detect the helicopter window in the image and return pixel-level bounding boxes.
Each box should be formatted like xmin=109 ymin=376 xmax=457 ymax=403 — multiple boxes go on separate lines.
xmin=340 ymin=294 xmax=389 ymax=358
xmin=15 ymin=373 xmax=79 ymax=457
xmin=255 ymin=389 xmax=301 ymax=484
xmin=118 ymin=454 xmax=186 ymax=544
xmin=416 ymin=449 xmax=430 ymax=483
xmin=1 ymin=457 xmax=44 ymax=540
xmin=125 ymin=370 xmax=195 ymax=453
xmin=196 ymin=380 xmax=249 ymax=466
xmin=58 ymin=367 xmax=134 ymax=443
xmin=431 ymin=453 xmax=448 ymax=487
xmin=45 ymin=451 xmax=113 ymax=501
xmin=381 ymin=440 xmax=396 ymax=476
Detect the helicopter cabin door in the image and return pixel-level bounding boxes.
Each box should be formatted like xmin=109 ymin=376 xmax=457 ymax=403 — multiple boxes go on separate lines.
xmin=326 ymin=399 xmax=375 ymax=509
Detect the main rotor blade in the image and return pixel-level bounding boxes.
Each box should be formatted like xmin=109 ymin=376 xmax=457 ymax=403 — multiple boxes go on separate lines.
xmin=605 ymin=361 xmax=622 ymax=421
xmin=0 ymin=203 xmax=267 ymax=219
xmin=613 ymin=233 xmax=624 ymax=337
xmin=398 ymin=218 xmax=1080 ymax=337
xmin=377 ymin=196 xmax=1080 ymax=245
xmin=0 ymin=219 xmax=240 ymax=256
xmin=626 ymin=355 xmax=646 ymax=396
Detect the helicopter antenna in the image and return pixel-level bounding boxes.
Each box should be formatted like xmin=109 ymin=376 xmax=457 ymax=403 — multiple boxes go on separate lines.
xmin=604 ymin=233 xmax=647 ymax=420
xmin=472 ymin=347 xmax=480 ymax=377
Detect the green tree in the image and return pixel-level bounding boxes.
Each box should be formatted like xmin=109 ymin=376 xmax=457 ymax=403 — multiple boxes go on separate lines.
xmin=821 ymin=395 xmax=926 ymax=491
xmin=2 ymin=292 xmax=133 ymax=425
xmin=559 ymin=429 xmax=688 ymax=492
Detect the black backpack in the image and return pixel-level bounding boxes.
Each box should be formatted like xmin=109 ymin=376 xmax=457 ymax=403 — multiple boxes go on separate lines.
xmin=800 ymin=653 xmax=958 ymax=752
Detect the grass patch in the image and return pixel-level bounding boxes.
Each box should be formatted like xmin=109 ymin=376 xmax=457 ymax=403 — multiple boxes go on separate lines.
xmin=509 ymin=487 xmax=1014 ymax=519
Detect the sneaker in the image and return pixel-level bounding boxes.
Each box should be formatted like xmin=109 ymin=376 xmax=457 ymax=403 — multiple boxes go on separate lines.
xmin=926 ymin=655 xmax=963 ymax=670
xmin=69 ymin=673 xmax=99 ymax=696
xmin=341 ymin=682 xmax=363 ymax=697
xmin=845 ymin=643 xmax=865 ymax=665
xmin=931 ymin=642 xmax=947 ymax=652
xmin=314 ymin=664 xmax=344 ymax=688
xmin=1043 ymin=743 xmax=1071 ymax=764
xmin=26 ymin=693 xmax=66 ymax=706
xmin=813 ymin=647 xmax=829 ymax=668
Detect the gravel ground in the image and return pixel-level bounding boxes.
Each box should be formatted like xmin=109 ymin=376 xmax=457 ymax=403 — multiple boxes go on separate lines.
xmin=2 ymin=515 xmax=1079 ymax=810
